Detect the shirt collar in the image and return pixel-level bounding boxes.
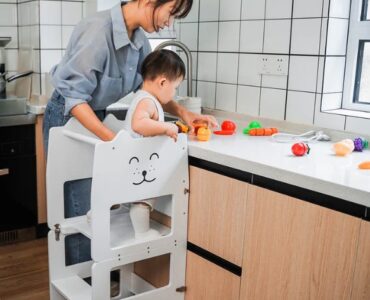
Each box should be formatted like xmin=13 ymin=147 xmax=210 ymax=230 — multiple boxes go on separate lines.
xmin=110 ymin=3 xmax=146 ymax=51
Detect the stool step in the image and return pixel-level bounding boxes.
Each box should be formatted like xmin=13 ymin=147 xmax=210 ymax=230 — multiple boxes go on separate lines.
xmin=52 ymin=276 xmax=91 ymax=300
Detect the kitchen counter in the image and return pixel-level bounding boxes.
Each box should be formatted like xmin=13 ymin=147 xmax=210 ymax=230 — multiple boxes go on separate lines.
xmin=188 ymin=127 xmax=370 ymax=208
xmin=0 ymin=113 xmax=36 ymax=127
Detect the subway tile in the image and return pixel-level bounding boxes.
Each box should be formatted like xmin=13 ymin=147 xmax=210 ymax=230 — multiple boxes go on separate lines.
xmin=241 ymin=0 xmax=265 ymax=19
xmin=179 ymin=51 xmax=198 ymax=80
xmin=197 ymin=81 xmax=216 ymax=108
xmin=40 ymin=1 xmax=61 ymax=25
xmin=178 ymin=79 xmax=196 ymax=97
xmin=40 ymin=26 xmax=62 ymax=49
xmin=323 ymin=57 xmax=345 ymax=93
xmin=291 ymin=18 xmax=321 ymax=55
xmin=238 ymin=54 xmax=262 ymax=86
xmin=217 ymin=53 xmax=239 ymax=84
xmin=263 ymin=20 xmax=291 ymax=54
xmin=218 ymin=21 xmax=240 ymax=52
xmin=316 ymin=57 xmax=325 ymax=93
xmin=18 ymin=25 xmax=40 ymax=49
xmin=32 ymin=50 xmax=41 ymax=73
xmin=0 ymin=27 xmax=18 ymax=48
xmin=18 ymin=1 xmax=39 ymax=26
xmin=18 ymin=48 xmax=34 ymax=70
xmin=197 ymin=52 xmax=217 ymax=81
xmin=40 ymin=50 xmax=62 ymax=73
xmin=179 ymin=22 xmax=198 ymax=51
xmin=259 ymin=88 xmax=286 ymax=120
xmin=236 ymin=85 xmax=260 ymax=116
xmin=345 ymin=116 xmax=370 ymax=136
xmin=288 ymin=56 xmax=319 ymax=92
xmin=314 ymin=94 xmax=345 ymax=130
xmin=293 ymin=0 xmax=324 ymax=18
xmin=321 ymin=93 xmax=342 ymax=111
xmin=198 ymin=22 xmax=218 ymax=51
xmin=199 ymin=0 xmax=220 ymax=22
xmin=240 ymin=20 xmax=264 ymax=52
xmin=329 ymin=0 xmax=351 ymax=18
xmin=265 ymin=0 xmax=292 ymax=19
xmin=326 ymin=18 xmax=348 ymax=56
xmin=220 ymin=0 xmax=242 ymax=20
xmin=262 ymin=74 xmax=288 ymax=89
xmin=4 ymin=49 xmax=18 ymax=71
xmin=62 ymin=1 xmax=83 ymax=25
xmin=0 ymin=4 xmax=17 ymax=26
xmin=216 ymin=83 xmax=237 ymax=112
xmin=286 ymin=91 xmax=315 ymax=125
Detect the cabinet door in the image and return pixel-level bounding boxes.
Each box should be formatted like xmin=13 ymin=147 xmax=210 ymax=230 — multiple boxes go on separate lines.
xmin=188 ymin=166 xmax=248 ymax=266
xmin=185 ymin=251 xmax=240 ymax=300
xmin=241 ymin=185 xmax=361 ymax=300
xmin=351 ymin=221 xmax=370 ymax=300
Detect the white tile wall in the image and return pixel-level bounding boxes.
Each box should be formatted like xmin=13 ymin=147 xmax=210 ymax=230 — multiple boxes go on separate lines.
xmin=326 ymin=18 xmax=348 ymax=56
xmin=18 ymin=1 xmax=39 ymax=26
xmin=183 ymin=0 xmax=199 ymax=22
xmin=259 ymin=88 xmax=286 ymax=120
xmin=263 ymin=20 xmax=291 ymax=54
xmin=218 ymin=21 xmax=240 ymax=52
xmin=238 ymin=54 xmax=261 ymax=86
xmin=293 ymin=0 xmax=323 ymax=18
xmin=265 ymin=0 xmax=292 ymax=19
xmin=0 ymin=27 xmax=18 ymax=48
xmin=320 ymin=93 xmax=342 ymax=111
xmin=199 ymin=0 xmax=220 ymax=22
xmin=329 ymin=0 xmax=351 ymax=18
xmin=179 ymin=22 xmax=198 ymax=51
xmin=216 ymin=83 xmax=237 ymax=111
xmin=40 ymin=50 xmax=62 ymax=73
xmin=40 ymin=1 xmax=62 ymax=25
xmin=0 ymin=4 xmax=17 ymax=26
xmin=198 ymin=22 xmax=218 ymax=51
xmin=241 ymin=0 xmax=265 ymax=20
xmin=237 ymin=85 xmax=260 ymax=116
xmin=323 ymin=57 xmax=345 ymax=93
xmin=197 ymin=52 xmax=217 ymax=81
xmin=262 ymin=74 xmax=288 ymax=89
xmin=217 ymin=53 xmax=238 ymax=84
xmin=219 ymin=0 xmax=241 ymax=21
xmin=314 ymin=94 xmax=345 ymax=130
xmin=291 ymin=19 xmax=321 ymax=55
xmin=198 ymin=81 xmax=216 ymax=108
xmin=288 ymin=56 xmax=319 ymax=92
xmin=345 ymin=117 xmax=370 ymax=135
xmin=62 ymin=26 xmax=75 ymax=49
xmin=286 ymin=91 xmax=315 ymax=125
xmin=40 ymin=26 xmax=62 ymax=49
xmin=62 ymin=1 xmax=83 ymax=25
xmin=240 ymin=20 xmax=264 ymax=53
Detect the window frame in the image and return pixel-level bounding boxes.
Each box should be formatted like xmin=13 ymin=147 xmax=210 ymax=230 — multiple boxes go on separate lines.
xmin=343 ymin=0 xmax=370 ymax=111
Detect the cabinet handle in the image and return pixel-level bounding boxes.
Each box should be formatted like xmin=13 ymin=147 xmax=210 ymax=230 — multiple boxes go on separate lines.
xmin=0 ymin=169 xmax=9 ymax=176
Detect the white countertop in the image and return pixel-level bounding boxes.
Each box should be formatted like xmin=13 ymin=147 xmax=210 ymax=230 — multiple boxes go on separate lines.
xmin=188 ymin=129 xmax=370 ymax=207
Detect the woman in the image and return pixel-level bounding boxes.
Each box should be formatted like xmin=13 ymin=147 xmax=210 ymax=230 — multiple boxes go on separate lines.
xmin=44 ymin=0 xmax=217 ymax=266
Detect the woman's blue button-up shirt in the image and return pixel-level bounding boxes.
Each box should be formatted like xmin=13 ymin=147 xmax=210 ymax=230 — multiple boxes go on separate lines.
xmin=50 ymin=3 xmax=151 ymax=116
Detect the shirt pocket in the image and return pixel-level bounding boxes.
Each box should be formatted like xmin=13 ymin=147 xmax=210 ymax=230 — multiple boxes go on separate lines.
xmin=93 ymin=74 xmax=123 ymax=108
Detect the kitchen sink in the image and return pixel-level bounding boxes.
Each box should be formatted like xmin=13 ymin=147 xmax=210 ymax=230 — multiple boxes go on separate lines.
xmin=0 ymin=97 xmax=27 ymax=116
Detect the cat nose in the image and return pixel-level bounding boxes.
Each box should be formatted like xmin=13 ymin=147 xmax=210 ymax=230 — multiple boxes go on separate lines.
xmin=142 ymin=170 xmax=147 ymax=177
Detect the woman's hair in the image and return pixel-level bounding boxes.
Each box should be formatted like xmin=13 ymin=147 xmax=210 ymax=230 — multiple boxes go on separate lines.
xmin=141 ymin=49 xmax=185 ymax=82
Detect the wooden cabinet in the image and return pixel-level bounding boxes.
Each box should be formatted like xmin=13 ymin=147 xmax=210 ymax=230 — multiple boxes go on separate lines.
xmin=188 ymin=166 xmax=249 ymax=266
xmin=240 ymin=185 xmax=361 ymax=300
xmin=351 ymin=221 xmax=370 ymax=300
xmin=185 ymin=251 xmax=240 ymax=300
xmin=35 ymin=115 xmax=47 ymax=224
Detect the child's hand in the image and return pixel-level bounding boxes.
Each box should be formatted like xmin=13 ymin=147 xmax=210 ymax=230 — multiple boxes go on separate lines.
xmin=165 ymin=123 xmax=178 ymax=142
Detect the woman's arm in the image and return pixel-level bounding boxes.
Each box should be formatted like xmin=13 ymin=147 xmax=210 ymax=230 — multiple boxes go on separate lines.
xmin=132 ymin=99 xmax=178 ymax=140
xmin=71 ymin=103 xmax=116 ymax=141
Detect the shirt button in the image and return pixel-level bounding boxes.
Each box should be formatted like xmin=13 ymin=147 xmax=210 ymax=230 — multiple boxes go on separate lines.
xmin=129 ymin=67 xmax=133 ymax=71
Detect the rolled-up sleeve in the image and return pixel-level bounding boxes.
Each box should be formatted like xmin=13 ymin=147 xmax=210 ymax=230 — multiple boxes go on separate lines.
xmin=50 ymin=25 xmax=108 ymax=115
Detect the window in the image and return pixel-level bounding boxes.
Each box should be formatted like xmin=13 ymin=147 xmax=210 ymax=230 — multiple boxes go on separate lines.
xmin=343 ymin=0 xmax=370 ymax=111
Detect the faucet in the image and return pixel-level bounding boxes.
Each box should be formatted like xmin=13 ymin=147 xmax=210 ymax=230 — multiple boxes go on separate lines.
xmin=154 ymin=40 xmax=193 ymax=97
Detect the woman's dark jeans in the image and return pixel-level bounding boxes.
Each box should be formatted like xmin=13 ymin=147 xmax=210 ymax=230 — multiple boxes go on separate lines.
xmin=43 ymin=90 xmax=105 ymax=265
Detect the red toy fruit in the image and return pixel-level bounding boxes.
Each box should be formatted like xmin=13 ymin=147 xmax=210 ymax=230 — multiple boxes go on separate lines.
xmin=221 ymin=120 xmax=236 ymax=132
xmin=291 ymin=143 xmax=310 ymax=156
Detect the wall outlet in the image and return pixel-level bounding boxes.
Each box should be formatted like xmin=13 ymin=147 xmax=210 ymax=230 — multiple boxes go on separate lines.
xmin=259 ymin=55 xmax=288 ymax=76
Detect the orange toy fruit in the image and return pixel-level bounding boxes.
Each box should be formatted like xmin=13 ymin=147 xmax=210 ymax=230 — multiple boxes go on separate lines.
xmin=193 ymin=121 xmax=208 ymax=135
xmin=197 ymin=127 xmax=211 ymax=141
xmin=358 ymin=161 xmax=370 ymax=169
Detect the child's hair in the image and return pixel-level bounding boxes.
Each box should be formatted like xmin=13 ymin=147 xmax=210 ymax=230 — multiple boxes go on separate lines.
xmin=141 ymin=49 xmax=186 ymax=82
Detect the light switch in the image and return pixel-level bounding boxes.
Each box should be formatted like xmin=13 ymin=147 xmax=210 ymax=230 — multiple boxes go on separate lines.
xmin=259 ymin=55 xmax=288 ymax=76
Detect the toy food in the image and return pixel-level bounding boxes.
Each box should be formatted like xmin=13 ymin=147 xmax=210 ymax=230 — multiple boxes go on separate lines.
xmin=249 ymin=128 xmax=278 ymax=136
xmin=213 ymin=130 xmax=234 ymax=135
xmin=221 ymin=120 xmax=236 ymax=132
xmin=353 ymin=137 xmax=369 ymax=152
xmin=291 ymin=143 xmax=310 ymax=156
xmin=175 ymin=121 xmax=189 ymax=133
xmin=197 ymin=127 xmax=211 ymax=141
xmin=358 ymin=161 xmax=370 ymax=169
xmin=243 ymin=121 xmax=262 ymax=134
xmin=333 ymin=139 xmax=355 ymax=156
xmin=192 ymin=121 xmax=208 ymax=135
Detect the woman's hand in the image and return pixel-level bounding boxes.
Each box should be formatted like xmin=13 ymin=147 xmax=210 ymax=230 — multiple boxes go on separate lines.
xmin=180 ymin=110 xmax=219 ymax=134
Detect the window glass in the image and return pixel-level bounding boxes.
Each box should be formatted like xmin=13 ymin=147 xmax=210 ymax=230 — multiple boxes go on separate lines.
xmin=356 ymin=42 xmax=370 ymax=103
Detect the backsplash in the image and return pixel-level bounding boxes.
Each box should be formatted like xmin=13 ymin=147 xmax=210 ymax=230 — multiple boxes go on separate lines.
xmin=177 ymin=0 xmax=370 ymax=136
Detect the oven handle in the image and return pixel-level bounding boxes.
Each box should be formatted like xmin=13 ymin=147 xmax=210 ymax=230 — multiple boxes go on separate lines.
xmin=0 ymin=168 xmax=9 ymax=176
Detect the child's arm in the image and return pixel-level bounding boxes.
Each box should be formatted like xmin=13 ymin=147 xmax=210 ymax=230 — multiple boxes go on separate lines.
xmin=131 ymin=98 xmax=178 ymax=141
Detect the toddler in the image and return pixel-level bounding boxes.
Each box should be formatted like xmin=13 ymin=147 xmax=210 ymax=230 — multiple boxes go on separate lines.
xmin=124 ymin=49 xmax=185 ymax=240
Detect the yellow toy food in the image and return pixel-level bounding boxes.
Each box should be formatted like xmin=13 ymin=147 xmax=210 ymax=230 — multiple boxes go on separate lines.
xmin=197 ymin=127 xmax=211 ymax=141
xmin=333 ymin=139 xmax=354 ymax=156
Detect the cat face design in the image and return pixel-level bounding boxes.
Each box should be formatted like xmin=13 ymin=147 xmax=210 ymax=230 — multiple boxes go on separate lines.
xmin=128 ymin=152 xmax=160 ymax=185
